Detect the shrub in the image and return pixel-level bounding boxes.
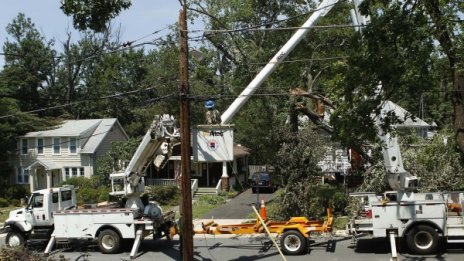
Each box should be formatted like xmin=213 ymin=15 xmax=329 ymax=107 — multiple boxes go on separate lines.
xmin=3 ymin=185 xmax=29 ymax=200
xmin=9 ymin=199 xmax=21 ymax=207
xmin=60 ymin=176 xmax=101 ymax=189
xmin=76 ymin=186 xmax=110 ymax=205
xmin=0 ymin=198 xmax=8 ymax=208
xmin=145 ymin=185 xmax=180 ymax=206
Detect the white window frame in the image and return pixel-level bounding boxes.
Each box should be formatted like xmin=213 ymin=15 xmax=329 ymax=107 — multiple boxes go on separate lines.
xmin=37 ymin=138 xmax=44 ymax=155
xmin=21 ymin=139 xmax=28 ymax=155
xmin=64 ymin=167 xmax=85 ymax=178
xmin=69 ymin=137 xmax=77 ymax=154
xmin=53 ymin=138 xmax=61 ymax=155
xmin=16 ymin=167 xmax=29 ymax=184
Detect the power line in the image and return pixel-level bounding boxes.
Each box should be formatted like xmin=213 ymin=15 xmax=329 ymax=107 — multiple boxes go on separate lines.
xmin=189 ymin=24 xmax=364 ymax=34
xmin=0 ymin=87 xmax=175 ymax=119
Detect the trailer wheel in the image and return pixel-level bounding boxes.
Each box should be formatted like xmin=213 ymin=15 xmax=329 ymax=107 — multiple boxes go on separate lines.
xmin=98 ymin=229 xmax=121 ymax=254
xmin=5 ymin=231 xmax=25 ymax=248
xmin=406 ymin=225 xmax=439 ymax=255
xmin=280 ymin=230 xmax=307 ymax=255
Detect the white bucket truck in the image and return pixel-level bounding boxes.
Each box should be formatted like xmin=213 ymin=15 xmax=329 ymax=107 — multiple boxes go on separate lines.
xmin=1 ymin=115 xmax=180 ymax=259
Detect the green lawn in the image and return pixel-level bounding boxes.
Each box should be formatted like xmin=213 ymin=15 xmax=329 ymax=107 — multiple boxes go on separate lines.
xmin=0 ymin=206 xmax=18 ymax=223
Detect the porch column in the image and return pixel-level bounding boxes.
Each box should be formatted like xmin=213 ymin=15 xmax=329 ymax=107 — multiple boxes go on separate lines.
xmin=46 ymin=170 xmax=52 ymax=189
xmin=29 ymin=168 xmax=35 ymax=192
xmin=62 ymin=168 xmax=66 ymax=182
xmin=221 ymin=162 xmax=229 ymax=191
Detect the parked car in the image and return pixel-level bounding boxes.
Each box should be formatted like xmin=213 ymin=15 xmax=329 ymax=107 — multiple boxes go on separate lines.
xmin=251 ymin=172 xmax=275 ymax=193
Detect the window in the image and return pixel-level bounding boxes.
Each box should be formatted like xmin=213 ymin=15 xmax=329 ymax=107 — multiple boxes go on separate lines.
xmin=37 ymin=138 xmax=44 ymax=154
xmin=52 ymin=192 xmax=59 ymax=203
xmin=69 ymin=137 xmax=77 ymax=154
xmin=65 ymin=167 xmax=84 ymax=178
xmin=16 ymin=167 xmax=29 ymax=184
xmin=72 ymin=168 xmax=78 ymax=176
xmin=61 ymin=190 xmax=72 ymax=201
xmin=53 ymin=138 xmax=60 ymax=154
xmin=21 ymin=139 xmax=28 ymax=154
xmin=33 ymin=194 xmax=44 ymax=208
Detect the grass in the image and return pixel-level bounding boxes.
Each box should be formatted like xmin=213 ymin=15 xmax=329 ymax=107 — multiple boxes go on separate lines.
xmin=0 ymin=206 xmax=19 ymax=223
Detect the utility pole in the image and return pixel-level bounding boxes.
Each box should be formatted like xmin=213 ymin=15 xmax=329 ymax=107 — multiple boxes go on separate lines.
xmin=179 ymin=3 xmax=193 ymax=261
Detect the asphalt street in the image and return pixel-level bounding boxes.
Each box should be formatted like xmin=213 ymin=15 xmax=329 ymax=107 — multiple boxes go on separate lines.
xmin=2 ymin=233 xmax=463 ymax=261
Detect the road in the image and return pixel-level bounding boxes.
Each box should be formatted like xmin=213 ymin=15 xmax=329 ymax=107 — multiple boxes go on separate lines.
xmin=202 ymin=188 xmax=277 ymax=219
xmin=1 ymin=233 xmax=463 ymax=261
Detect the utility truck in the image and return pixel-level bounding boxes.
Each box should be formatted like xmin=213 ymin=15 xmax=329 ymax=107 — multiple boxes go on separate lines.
xmin=1 ymin=114 xmax=180 ymax=259
xmin=347 ymin=105 xmax=464 ymax=257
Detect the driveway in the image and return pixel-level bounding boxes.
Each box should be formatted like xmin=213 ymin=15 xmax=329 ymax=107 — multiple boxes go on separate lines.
xmin=201 ymin=188 xmax=277 ymax=219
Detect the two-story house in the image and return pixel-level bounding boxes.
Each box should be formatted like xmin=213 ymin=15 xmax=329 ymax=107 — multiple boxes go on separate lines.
xmin=9 ymin=118 xmax=128 ymax=192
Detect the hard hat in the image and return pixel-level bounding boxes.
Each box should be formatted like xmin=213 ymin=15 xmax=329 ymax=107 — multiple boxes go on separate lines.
xmin=205 ymin=100 xmax=215 ymax=109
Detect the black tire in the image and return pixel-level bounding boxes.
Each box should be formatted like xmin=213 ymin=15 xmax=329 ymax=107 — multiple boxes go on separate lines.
xmin=98 ymin=229 xmax=121 ymax=254
xmin=280 ymin=230 xmax=307 ymax=255
xmin=252 ymin=187 xmax=256 ymax=193
xmin=406 ymin=225 xmax=439 ymax=255
xmin=5 ymin=231 xmax=25 ymax=248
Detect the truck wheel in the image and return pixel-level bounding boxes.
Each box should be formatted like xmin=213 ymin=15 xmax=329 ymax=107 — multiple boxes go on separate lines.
xmin=5 ymin=231 xmax=25 ymax=247
xmin=280 ymin=230 xmax=307 ymax=255
xmin=98 ymin=229 xmax=121 ymax=254
xmin=406 ymin=225 xmax=439 ymax=255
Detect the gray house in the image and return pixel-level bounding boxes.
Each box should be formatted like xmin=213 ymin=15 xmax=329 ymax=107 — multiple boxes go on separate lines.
xmin=9 ymin=118 xmax=128 ymax=192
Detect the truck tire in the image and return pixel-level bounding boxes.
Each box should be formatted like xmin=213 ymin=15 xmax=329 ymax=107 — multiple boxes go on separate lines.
xmin=280 ymin=230 xmax=307 ymax=255
xmin=5 ymin=231 xmax=25 ymax=247
xmin=406 ymin=225 xmax=439 ymax=255
xmin=98 ymin=229 xmax=121 ymax=254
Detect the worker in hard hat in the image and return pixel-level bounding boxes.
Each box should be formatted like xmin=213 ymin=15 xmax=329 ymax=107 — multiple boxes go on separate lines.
xmin=205 ymin=100 xmax=220 ymax=124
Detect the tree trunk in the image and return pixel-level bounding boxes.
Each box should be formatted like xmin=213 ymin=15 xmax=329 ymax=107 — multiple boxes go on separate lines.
xmin=454 ymin=72 xmax=464 ymax=152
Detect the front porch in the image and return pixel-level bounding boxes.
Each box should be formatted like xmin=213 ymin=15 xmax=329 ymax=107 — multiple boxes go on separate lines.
xmin=26 ymin=160 xmax=62 ymax=191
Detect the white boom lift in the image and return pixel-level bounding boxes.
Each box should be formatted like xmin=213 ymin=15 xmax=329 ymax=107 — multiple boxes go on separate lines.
xmin=1 ymin=115 xmax=180 ymax=259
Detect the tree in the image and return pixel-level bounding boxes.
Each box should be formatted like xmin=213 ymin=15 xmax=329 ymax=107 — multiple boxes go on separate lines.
xmin=60 ymin=0 xmax=132 ymax=32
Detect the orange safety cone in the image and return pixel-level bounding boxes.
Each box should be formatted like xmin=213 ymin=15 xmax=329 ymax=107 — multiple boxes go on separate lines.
xmin=260 ymin=199 xmax=267 ymax=220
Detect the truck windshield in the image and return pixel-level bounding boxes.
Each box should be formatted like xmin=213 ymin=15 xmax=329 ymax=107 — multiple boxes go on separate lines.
xmin=27 ymin=193 xmax=44 ymax=209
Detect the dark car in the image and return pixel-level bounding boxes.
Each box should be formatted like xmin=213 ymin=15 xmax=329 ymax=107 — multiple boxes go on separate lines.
xmin=251 ymin=172 xmax=275 ymax=193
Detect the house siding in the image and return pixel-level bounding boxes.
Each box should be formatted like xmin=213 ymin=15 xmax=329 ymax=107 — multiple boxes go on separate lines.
xmin=8 ymin=119 xmax=127 ymax=189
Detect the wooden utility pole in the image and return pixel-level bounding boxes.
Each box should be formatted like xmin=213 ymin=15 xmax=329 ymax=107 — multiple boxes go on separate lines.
xmin=179 ymin=4 xmax=193 ymax=261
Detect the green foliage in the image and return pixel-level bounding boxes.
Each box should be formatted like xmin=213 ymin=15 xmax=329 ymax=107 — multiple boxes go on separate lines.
xmin=60 ymin=0 xmax=132 ymax=32
xmin=402 ymin=131 xmax=464 ymax=191
xmin=96 ymin=138 xmax=140 ymax=184
xmin=144 ymin=185 xmax=181 ymax=206
xmin=0 ymin=198 xmax=9 ymax=208
xmin=59 ymin=176 xmax=110 ymax=205
xmin=0 ymin=185 xmax=29 ymax=200
xmin=198 ymin=194 xmax=227 ymax=206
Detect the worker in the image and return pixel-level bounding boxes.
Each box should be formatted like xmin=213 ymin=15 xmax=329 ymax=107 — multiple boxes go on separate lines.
xmin=205 ymin=100 xmax=220 ymax=124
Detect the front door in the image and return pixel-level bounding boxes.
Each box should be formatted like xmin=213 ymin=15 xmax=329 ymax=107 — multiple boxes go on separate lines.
xmin=36 ymin=168 xmax=47 ymax=190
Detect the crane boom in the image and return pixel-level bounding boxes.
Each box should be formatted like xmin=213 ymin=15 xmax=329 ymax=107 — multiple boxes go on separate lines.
xmin=220 ymin=0 xmax=340 ymax=124
xmin=110 ymin=114 xmax=180 ymax=209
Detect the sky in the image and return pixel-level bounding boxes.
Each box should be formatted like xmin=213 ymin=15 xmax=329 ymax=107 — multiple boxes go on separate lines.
xmin=0 ymin=0 xmax=189 ymax=66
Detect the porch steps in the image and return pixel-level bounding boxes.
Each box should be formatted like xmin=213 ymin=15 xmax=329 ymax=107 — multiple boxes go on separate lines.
xmin=193 ymin=187 xmax=217 ymax=200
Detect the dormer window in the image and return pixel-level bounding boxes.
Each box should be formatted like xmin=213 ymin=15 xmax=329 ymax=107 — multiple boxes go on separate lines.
xmin=69 ymin=137 xmax=77 ymax=154
xmin=21 ymin=139 xmax=28 ymax=154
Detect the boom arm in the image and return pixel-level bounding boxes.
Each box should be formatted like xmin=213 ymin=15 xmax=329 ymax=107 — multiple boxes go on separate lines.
xmin=110 ymin=114 xmax=180 ymax=209
xmin=377 ymin=103 xmax=418 ymax=191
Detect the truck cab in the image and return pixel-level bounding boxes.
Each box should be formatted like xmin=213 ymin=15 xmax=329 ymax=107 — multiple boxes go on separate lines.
xmin=2 ymin=186 xmax=76 ymax=247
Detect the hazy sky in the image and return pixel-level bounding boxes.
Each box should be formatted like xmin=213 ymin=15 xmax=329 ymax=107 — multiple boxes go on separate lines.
xmin=0 ymin=1 xmax=188 ymax=66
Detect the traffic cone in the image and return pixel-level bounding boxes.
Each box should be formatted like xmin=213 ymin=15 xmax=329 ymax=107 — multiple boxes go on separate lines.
xmin=260 ymin=199 xmax=267 ymax=220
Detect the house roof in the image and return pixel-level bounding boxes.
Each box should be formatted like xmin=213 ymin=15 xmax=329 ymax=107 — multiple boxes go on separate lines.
xmin=234 ymin=144 xmax=250 ymax=157
xmin=381 ymin=101 xmax=430 ymax=128
xmin=80 ymin=118 xmax=128 ymax=154
xmin=23 ymin=119 xmax=102 ymax=137
xmin=26 ymin=159 xmax=60 ymax=170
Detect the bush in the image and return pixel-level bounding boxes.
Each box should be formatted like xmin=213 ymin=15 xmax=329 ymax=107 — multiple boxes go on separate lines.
xmin=76 ymin=186 xmax=110 ymax=205
xmin=60 ymin=176 xmax=101 ymax=189
xmin=145 ymin=185 xmax=180 ymax=206
xmin=0 ymin=198 xmax=8 ymax=208
xmin=9 ymin=199 xmax=21 ymax=207
xmin=3 ymin=185 xmax=29 ymax=200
